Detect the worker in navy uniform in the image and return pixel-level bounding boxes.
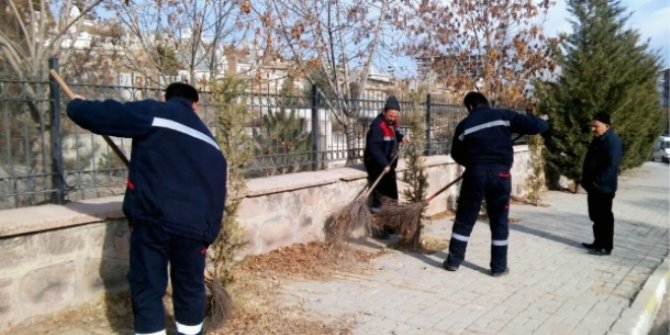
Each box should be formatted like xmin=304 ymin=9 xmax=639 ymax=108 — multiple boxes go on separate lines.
xmin=67 ymin=83 xmax=226 ymax=335
xmin=443 ymin=91 xmax=548 ymax=277
xmin=364 ymin=96 xmax=409 ymax=239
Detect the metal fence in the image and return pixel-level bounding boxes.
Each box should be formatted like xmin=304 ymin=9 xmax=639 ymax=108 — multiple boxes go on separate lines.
xmin=0 ymin=64 xmax=467 ymax=210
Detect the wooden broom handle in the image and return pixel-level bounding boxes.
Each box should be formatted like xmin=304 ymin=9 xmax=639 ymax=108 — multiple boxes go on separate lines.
xmin=424 ymin=134 xmax=526 ymax=203
xmin=425 ymin=174 xmax=464 ymax=202
xmin=49 ymin=70 xmax=130 ymax=167
xmin=362 ymin=152 xmax=400 ymax=198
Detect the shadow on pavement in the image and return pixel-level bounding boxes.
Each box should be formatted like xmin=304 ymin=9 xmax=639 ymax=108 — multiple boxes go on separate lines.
xmin=509 ymin=220 xmax=584 ymax=249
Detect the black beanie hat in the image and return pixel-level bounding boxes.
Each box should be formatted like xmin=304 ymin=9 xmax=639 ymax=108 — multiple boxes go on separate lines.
xmin=384 ymin=96 xmax=401 ymax=112
xmin=593 ymin=112 xmax=611 ymax=125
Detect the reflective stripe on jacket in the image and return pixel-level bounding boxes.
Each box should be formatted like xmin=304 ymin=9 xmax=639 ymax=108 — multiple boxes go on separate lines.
xmin=451 ymin=106 xmax=548 ymax=169
xmin=67 ymin=97 xmax=227 ymax=243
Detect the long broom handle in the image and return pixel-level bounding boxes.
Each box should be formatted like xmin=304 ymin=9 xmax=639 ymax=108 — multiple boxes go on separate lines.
xmin=362 ymin=153 xmax=400 ymax=198
xmin=425 ymin=174 xmax=464 ymax=202
xmin=49 ymin=70 xmax=130 ymax=167
xmin=424 ymin=134 xmax=526 ymax=203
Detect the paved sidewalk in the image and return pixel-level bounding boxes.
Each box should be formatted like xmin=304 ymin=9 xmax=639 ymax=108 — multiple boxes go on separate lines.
xmin=281 ymin=162 xmax=670 ymax=334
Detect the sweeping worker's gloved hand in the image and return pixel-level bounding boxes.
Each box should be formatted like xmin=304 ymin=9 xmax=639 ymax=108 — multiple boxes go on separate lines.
xmin=383 ymin=166 xmax=391 ymax=174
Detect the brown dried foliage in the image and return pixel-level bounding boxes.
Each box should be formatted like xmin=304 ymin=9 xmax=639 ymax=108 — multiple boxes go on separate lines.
xmin=324 ymin=198 xmax=374 ymax=247
xmin=239 ymin=241 xmax=383 ymax=280
xmin=4 ymin=241 xmax=380 ymax=335
xmin=403 ymin=0 xmax=560 ymax=106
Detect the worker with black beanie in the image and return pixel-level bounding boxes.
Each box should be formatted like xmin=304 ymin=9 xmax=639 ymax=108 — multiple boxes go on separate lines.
xmin=363 ymin=95 xmax=409 ymax=239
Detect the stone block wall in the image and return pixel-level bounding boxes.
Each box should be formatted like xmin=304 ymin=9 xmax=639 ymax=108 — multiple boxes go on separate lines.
xmin=0 ymin=147 xmax=533 ymax=329
xmin=0 ymin=199 xmax=129 ymax=329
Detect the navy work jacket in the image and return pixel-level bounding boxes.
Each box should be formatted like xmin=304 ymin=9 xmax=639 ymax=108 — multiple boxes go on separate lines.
xmin=364 ymin=113 xmax=405 ymax=169
xmin=451 ymin=105 xmax=548 ymax=169
xmin=67 ymin=97 xmax=227 ymax=243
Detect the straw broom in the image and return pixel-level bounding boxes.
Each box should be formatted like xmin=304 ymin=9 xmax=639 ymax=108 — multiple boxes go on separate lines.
xmin=325 ymin=154 xmax=399 ymax=246
xmin=49 ymin=70 xmax=231 ymax=330
xmin=377 ymin=176 xmax=464 ymax=246
xmin=378 ymin=135 xmax=524 ymax=246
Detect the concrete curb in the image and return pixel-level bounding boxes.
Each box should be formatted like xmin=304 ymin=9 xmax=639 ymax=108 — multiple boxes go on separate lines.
xmin=610 ymin=256 xmax=670 ymax=334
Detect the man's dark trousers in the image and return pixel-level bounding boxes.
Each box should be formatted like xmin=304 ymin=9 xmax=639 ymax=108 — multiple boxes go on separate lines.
xmin=128 ymin=224 xmax=207 ymax=334
xmin=587 ymin=191 xmax=615 ymax=251
xmin=446 ymin=167 xmax=511 ymax=272
xmin=367 ymin=165 xmax=398 ymax=208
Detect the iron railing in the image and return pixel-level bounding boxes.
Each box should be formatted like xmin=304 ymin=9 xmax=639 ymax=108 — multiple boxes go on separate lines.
xmin=0 ymin=61 xmax=469 ymax=209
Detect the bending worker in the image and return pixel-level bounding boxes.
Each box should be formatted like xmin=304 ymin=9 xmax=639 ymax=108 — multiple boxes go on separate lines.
xmin=443 ymin=91 xmax=548 ymax=277
xmin=67 ymin=83 xmax=226 ymax=335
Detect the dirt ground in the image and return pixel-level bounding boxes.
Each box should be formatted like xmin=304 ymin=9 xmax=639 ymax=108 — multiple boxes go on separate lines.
xmin=0 ymin=241 xmax=392 ymax=335
xmin=1 ymin=212 xmax=455 ymax=335
xmin=210 ymin=241 xmax=386 ymax=335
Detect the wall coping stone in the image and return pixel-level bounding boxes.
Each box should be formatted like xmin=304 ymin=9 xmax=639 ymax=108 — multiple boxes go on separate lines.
xmin=0 ymin=197 xmax=124 ymax=238
xmin=0 ymin=147 xmax=528 ymax=239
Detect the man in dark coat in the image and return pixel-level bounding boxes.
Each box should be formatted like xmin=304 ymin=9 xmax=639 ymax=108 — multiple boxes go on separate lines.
xmin=364 ymin=96 xmax=409 ymax=239
xmin=67 ymin=83 xmax=227 ymax=335
xmin=581 ymin=112 xmax=623 ymax=256
xmin=444 ymin=92 xmax=548 ymax=277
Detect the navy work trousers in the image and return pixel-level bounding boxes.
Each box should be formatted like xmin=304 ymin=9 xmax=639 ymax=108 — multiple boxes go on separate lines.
xmin=446 ymin=167 xmax=511 ymax=273
xmin=128 ymin=223 xmax=207 ymax=335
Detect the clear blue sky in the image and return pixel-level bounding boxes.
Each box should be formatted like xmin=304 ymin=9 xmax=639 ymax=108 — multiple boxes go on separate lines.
xmin=545 ymin=0 xmax=669 ymax=68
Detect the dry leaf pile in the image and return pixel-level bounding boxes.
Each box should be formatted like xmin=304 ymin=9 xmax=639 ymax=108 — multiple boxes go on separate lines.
xmin=3 ymin=241 xmax=381 ymax=335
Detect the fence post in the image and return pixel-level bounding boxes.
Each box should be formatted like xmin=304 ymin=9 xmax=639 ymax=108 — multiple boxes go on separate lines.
xmin=48 ymin=57 xmax=65 ymax=204
xmin=311 ymin=84 xmax=321 ymax=171
xmin=425 ymin=93 xmax=432 ymax=155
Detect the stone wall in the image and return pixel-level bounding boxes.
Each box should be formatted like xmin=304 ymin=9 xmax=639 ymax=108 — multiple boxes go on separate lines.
xmin=0 ymin=147 xmax=533 ymax=328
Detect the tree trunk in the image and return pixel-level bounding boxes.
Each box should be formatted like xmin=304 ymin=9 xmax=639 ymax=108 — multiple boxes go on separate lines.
xmin=344 ymin=116 xmax=358 ymax=166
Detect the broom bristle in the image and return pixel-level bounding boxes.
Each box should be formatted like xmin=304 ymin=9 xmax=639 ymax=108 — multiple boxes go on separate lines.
xmin=205 ymin=279 xmax=232 ymax=332
xmin=324 ymin=198 xmax=375 ymax=247
xmin=377 ymin=200 xmax=427 ymax=244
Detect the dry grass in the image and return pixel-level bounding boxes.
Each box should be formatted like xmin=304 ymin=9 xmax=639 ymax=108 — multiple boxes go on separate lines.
xmin=0 ymin=292 xmax=134 ymax=335
xmin=238 ymin=241 xmax=385 ymax=280
xmin=207 ymin=241 xmax=381 ymax=334
xmin=3 ymin=241 xmax=381 ymax=335
xmin=390 ymin=235 xmax=450 ymax=254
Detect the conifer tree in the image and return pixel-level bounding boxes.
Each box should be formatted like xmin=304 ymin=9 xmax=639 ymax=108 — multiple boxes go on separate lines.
xmin=537 ymin=0 xmax=664 ymax=186
xmin=401 ymin=89 xmax=429 ymax=249
xmin=209 ymin=75 xmax=252 ymax=287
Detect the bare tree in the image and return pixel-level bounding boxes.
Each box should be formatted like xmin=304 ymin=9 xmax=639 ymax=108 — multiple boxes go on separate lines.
xmin=404 ymin=0 xmax=559 ymax=107
xmin=102 ymin=0 xmax=253 ymax=86
xmin=257 ymin=0 xmax=407 ymax=165
xmin=1 ymin=0 xmax=105 ymax=117
xmin=0 ymin=0 xmax=106 ymax=205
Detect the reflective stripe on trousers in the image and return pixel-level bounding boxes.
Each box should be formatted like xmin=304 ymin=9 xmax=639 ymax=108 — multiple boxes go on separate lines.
xmin=446 ymin=168 xmax=511 ymax=272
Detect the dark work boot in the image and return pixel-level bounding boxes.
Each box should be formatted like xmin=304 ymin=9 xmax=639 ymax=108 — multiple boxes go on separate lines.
xmin=588 ymin=248 xmax=612 ymax=256
xmin=581 ymin=242 xmax=598 ymax=250
xmin=490 ymin=267 xmax=510 ymax=277
xmin=442 ymin=259 xmax=459 ymax=272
